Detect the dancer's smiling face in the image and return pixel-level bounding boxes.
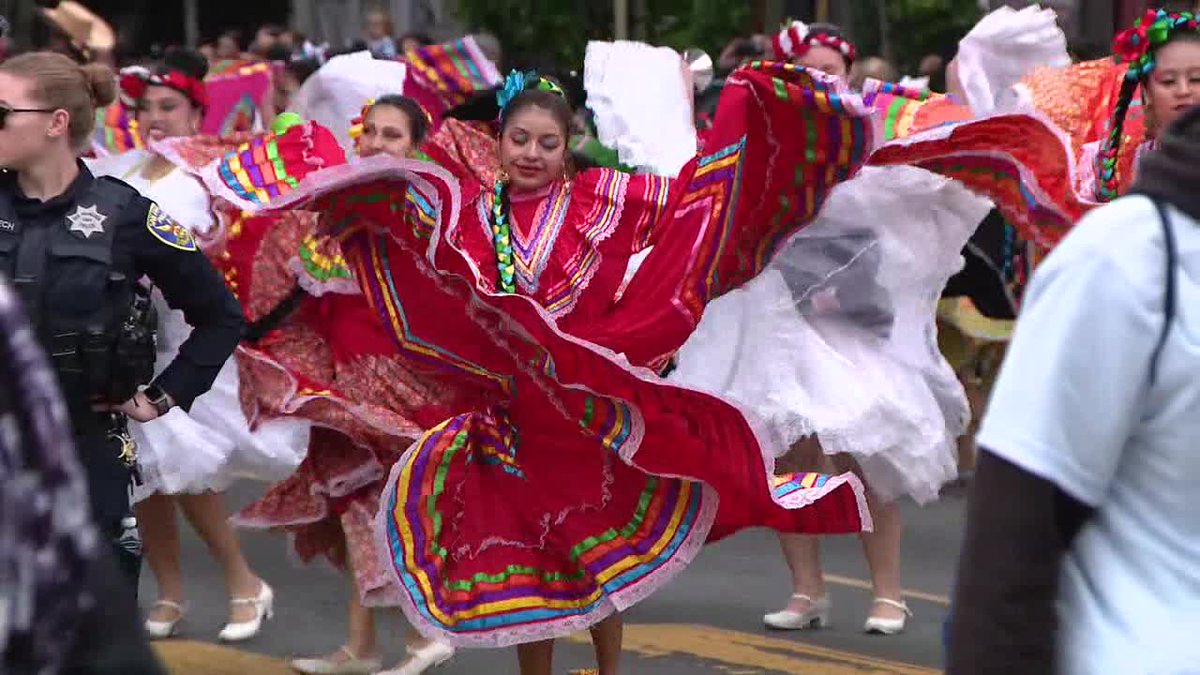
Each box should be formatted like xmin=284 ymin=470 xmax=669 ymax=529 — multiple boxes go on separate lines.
xmin=499 ymin=92 xmax=571 ymax=193
xmin=137 ymin=84 xmax=201 ymax=141
xmin=1144 ymin=37 xmax=1200 ymax=135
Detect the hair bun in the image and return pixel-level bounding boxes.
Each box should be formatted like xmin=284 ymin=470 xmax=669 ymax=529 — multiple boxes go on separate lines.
xmin=80 ymin=63 xmax=117 ymax=107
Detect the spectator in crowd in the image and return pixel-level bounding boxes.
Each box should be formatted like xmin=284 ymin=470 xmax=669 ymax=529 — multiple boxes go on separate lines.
xmin=900 ymin=53 xmax=946 ymax=93
xmin=717 ymin=34 xmax=767 ymax=75
xmin=34 ymin=0 xmax=116 ymax=65
xmin=278 ymin=29 xmax=301 ymax=55
xmin=362 ymin=7 xmax=397 ymax=59
xmin=850 ymin=55 xmax=898 ymax=91
xmin=920 ymin=53 xmax=946 ymax=91
xmin=398 ymin=31 xmax=433 ymax=53
xmin=215 ymin=30 xmax=244 ymax=61
xmin=251 ymin=24 xmax=285 ymax=58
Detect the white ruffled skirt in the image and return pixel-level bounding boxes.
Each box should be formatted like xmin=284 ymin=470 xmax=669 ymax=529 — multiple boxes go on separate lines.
xmin=672 ymin=166 xmax=991 ymax=504
xmin=130 ymin=293 xmax=310 ymax=502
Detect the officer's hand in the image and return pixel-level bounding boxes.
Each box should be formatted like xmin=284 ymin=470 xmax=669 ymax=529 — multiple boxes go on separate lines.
xmin=115 ymin=392 xmax=162 ymax=423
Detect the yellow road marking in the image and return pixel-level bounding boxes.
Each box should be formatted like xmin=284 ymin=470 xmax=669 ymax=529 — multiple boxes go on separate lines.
xmin=155 ymin=641 xmax=293 ymax=675
xmin=568 ymin=624 xmax=938 ymax=674
xmin=157 ymin=623 xmax=941 ymax=675
xmin=823 ymin=574 xmax=951 ymax=606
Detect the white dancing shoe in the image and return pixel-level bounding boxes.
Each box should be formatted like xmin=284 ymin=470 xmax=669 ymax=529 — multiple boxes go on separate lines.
xmin=379 ymin=641 xmax=456 ymax=674
xmin=289 ymin=646 xmax=383 ymax=675
xmin=863 ymin=598 xmax=912 ymax=635
xmin=144 ymin=600 xmax=186 ymax=639
xmin=217 ymin=581 xmax=274 ymax=642
xmin=763 ymin=594 xmax=832 ymax=630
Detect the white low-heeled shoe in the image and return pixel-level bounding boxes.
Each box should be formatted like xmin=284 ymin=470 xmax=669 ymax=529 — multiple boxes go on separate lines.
xmin=217 ymin=581 xmax=274 ymax=642
xmin=144 ymin=600 xmax=186 ymax=640
xmin=863 ymin=597 xmax=912 ymax=635
xmin=379 ymin=641 xmax=456 ymax=675
xmin=289 ymin=646 xmax=384 ymax=675
xmin=763 ymin=593 xmax=832 ymax=630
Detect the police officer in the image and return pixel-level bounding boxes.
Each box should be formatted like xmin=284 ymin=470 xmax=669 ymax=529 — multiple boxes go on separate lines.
xmin=0 ymin=53 xmax=244 ymax=589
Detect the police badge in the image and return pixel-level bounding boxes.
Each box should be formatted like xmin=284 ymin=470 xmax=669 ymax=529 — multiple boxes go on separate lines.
xmin=145 ymin=203 xmax=197 ymax=251
xmin=67 ymin=204 xmax=107 ymax=238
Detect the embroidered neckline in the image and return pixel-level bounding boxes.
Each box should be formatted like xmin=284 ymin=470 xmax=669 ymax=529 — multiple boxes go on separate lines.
xmin=506 ymin=181 xmax=572 ymax=294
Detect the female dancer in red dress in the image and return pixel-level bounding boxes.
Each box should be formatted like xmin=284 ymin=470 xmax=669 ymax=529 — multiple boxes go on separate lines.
xmin=207 ymin=63 xmax=877 ymax=674
xmin=211 ymin=99 xmax=459 ymax=674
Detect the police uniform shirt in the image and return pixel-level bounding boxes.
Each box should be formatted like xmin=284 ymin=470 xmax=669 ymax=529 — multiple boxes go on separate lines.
xmin=0 ymin=161 xmax=243 ymax=412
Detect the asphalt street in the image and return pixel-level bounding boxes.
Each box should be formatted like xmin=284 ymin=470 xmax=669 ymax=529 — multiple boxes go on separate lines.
xmin=146 ymin=482 xmax=968 ymax=674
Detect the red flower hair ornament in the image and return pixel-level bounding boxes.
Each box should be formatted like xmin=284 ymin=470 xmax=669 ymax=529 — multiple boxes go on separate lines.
xmin=119 ymin=66 xmax=209 ymax=112
xmin=772 ymin=20 xmax=857 ymax=66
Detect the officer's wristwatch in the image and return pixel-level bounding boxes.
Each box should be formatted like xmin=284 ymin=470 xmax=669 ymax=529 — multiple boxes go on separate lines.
xmin=142 ymin=384 xmax=174 ymax=417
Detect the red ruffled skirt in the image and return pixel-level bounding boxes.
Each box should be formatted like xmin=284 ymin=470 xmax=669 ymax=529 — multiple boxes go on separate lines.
xmin=209 ymin=209 xmax=436 ymax=604
xmin=207 ymin=62 xmax=875 ymax=646
xmin=257 ymin=157 xmax=870 ymax=647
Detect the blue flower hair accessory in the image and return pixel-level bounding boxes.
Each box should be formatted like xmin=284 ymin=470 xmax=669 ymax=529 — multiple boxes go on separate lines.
xmin=496 ymin=70 xmax=566 ymax=119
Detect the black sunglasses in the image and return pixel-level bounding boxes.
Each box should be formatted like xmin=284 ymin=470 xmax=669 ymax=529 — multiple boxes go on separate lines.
xmin=0 ymin=104 xmax=57 ymax=130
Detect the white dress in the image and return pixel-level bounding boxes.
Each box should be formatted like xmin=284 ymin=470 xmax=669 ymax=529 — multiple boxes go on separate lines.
xmin=581 ymin=37 xmax=997 ymax=504
xmin=86 ymin=150 xmax=310 ymax=500
xmin=671 ymin=166 xmax=992 ymax=504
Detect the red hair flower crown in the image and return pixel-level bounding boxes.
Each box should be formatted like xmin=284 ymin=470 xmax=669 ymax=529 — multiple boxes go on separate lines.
xmin=119 ymin=65 xmax=208 ymax=113
xmin=772 ymin=20 xmax=857 ymax=66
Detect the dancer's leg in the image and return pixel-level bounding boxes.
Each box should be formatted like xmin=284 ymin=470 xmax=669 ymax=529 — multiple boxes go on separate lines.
xmin=957 ymin=357 xmax=985 ymax=476
xmin=405 ymin=624 xmax=439 ymax=650
xmin=288 ymin=532 xmax=382 ymax=673
xmin=590 ymin=614 xmax=623 ymax=675
xmin=831 ymin=455 xmax=905 ymax=622
xmin=776 ymin=533 xmax=827 ymax=609
xmin=345 ymin=574 xmax=379 ymax=659
xmin=177 ymin=492 xmax=262 ymax=622
xmin=517 ymin=640 xmax=555 ymax=675
xmin=772 ymin=436 xmax=828 ymax=616
xmin=136 ymin=494 xmax=185 ymax=623
xmin=860 ymin=494 xmax=905 ymax=620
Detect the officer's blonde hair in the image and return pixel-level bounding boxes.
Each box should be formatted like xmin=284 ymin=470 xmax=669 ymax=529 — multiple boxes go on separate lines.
xmin=0 ymin=52 xmax=116 ymax=150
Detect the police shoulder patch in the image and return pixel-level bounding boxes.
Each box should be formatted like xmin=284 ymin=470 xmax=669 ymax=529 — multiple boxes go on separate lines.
xmin=145 ymin=203 xmax=198 ymax=252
